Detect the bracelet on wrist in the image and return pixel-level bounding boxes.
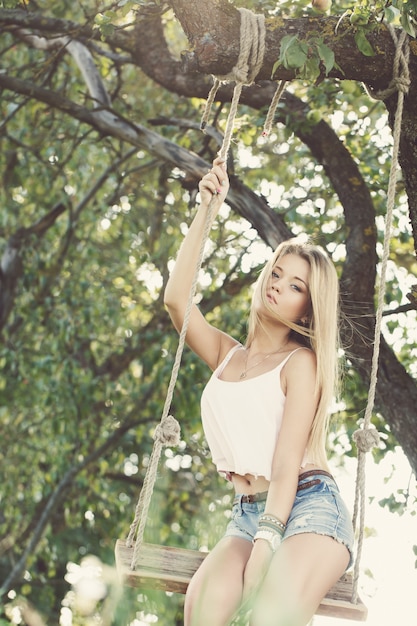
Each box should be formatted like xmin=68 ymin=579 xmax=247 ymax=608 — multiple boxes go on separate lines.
xmin=259 ymin=514 xmax=286 ymax=532
xmin=257 ymin=521 xmax=284 ymax=537
xmin=253 ymin=528 xmax=282 ymax=553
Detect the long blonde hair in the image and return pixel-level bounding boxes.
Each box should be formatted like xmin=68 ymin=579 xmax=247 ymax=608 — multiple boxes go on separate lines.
xmin=246 ymin=238 xmax=340 ymax=469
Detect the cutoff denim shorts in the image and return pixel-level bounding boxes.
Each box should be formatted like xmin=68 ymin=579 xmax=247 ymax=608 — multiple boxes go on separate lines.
xmin=224 ymin=471 xmax=354 ymax=570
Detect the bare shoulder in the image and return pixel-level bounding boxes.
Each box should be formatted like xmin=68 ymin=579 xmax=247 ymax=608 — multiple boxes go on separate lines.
xmin=284 ymin=347 xmax=317 ymax=380
xmin=289 ymin=346 xmax=316 ymax=364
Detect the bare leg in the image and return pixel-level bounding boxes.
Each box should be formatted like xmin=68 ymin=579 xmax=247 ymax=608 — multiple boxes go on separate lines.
xmin=250 ymin=533 xmax=350 ymax=626
xmin=184 ymin=536 xmax=252 ymax=626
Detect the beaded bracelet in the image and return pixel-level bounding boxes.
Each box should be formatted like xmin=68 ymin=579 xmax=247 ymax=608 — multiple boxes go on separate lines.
xmin=259 ymin=514 xmax=286 ymax=532
xmin=257 ymin=521 xmax=284 ymax=537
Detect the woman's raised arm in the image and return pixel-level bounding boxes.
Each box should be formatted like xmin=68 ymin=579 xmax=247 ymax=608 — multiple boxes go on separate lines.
xmin=164 ymin=158 xmax=236 ymax=370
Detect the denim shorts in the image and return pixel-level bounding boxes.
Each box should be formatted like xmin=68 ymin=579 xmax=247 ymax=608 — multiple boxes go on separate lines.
xmin=223 ymin=472 xmax=354 ymax=570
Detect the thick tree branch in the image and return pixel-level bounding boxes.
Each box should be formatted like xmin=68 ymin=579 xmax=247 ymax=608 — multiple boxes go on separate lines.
xmin=168 ymin=1 xmax=417 ymax=91
xmin=0 ymin=72 xmax=291 ymax=251
xmin=2 ymin=6 xmax=416 ymax=92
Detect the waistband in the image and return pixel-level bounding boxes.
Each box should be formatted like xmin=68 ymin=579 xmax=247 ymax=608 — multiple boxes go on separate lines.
xmin=298 ymin=469 xmax=333 ymax=482
xmin=232 ymin=470 xmax=334 ymax=506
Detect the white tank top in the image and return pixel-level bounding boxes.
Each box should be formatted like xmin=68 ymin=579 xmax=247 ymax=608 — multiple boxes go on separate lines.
xmin=201 ymin=345 xmax=313 ymax=480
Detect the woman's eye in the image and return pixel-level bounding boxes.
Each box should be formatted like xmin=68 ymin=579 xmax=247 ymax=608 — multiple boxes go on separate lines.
xmin=272 ymin=271 xmax=279 ymax=278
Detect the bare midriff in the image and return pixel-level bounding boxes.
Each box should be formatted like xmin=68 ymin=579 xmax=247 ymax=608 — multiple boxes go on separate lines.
xmin=231 ymin=463 xmax=322 ymax=495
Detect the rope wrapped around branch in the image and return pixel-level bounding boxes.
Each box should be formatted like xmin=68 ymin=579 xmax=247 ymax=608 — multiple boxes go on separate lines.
xmin=201 ymin=7 xmax=287 ymax=152
xmin=200 ymin=7 xmax=266 ymax=158
xmin=365 ymin=25 xmax=411 ymax=100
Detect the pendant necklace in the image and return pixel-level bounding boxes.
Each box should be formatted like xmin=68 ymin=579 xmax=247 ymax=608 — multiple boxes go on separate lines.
xmin=240 ymin=342 xmax=289 ymax=380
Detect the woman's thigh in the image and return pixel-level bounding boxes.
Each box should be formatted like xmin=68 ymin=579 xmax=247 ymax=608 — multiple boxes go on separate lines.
xmin=251 ymin=532 xmax=350 ymax=626
xmin=185 ymin=535 xmax=252 ymax=626
xmin=285 ymin=474 xmax=354 ymax=569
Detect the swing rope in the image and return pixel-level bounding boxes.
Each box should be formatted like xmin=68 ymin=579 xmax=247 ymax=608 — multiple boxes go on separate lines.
xmin=126 ymin=7 xmax=275 ymax=571
xmin=125 ymin=188 xmax=214 ymax=568
xmin=124 ymin=8 xmax=410 ymax=596
xmin=200 ymin=7 xmax=266 ymax=135
xmin=351 ymin=26 xmax=410 ymax=603
xmin=200 ymin=7 xmax=287 ymax=142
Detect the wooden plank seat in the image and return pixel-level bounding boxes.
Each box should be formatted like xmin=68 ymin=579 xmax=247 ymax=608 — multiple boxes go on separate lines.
xmin=115 ymin=540 xmax=368 ymax=621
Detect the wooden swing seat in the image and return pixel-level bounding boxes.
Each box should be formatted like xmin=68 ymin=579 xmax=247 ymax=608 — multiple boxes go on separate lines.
xmin=115 ymin=540 xmax=368 ymax=621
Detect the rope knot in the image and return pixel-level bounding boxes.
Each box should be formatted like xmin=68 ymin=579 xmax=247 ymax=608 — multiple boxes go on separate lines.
xmin=200 ymin=7 xmax=267 ymax=155
xmin=153 ymin=414 xmax=181 ymax=447
xmin=373 ymin=73 xmax=411 ymax=100
xmin=364 ymin=27 xmax=410 ymax=101
xmin=353 ymin=426 xmax=380 ymax=453
xmin=391 ymin=75 xmax=410 ymax=94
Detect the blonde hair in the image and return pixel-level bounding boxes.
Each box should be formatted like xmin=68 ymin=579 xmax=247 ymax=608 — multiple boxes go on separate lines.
xmin=246 ymin=238 xmax=340 ymax=469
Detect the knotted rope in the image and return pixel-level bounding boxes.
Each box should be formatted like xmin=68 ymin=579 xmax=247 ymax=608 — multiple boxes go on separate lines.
xmin=126 ymin=186 xmax=216 ymax=568
xmin=351 ymin=25 xmax=410 ymax=603
xmin=126 ymin=9 xmax=272 ymax=566
xmin=364 ymin=25 xmax=411 ymax=101
xmin=201 ymin=7 xmax=287 ymax=149
xmin=200 ymin=7 xmax=266 ymax=156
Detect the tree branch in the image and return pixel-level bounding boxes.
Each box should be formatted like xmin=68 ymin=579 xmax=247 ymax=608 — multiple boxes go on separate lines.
xmin=0 ymin=72 xmax=291 ymax=251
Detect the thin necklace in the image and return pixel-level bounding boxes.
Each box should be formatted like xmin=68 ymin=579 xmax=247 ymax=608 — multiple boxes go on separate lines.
xmin=240 ymin=342 xmax=289 ymax=380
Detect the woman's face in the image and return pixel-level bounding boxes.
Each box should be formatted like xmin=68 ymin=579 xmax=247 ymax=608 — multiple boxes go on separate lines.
xmin=259 ymin=253 xmax=311 ymax=323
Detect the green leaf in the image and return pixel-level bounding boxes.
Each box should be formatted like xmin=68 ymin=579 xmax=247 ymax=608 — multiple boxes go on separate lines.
xmin=316 ymin=40 xmax=335 ymax=75
xmin=271 ymin=58 xmax=281 ymax=79
xmin=300 ymin=56 xmax=320 ymax=82
xmin=279 ymin=35 xmax=309 ymax=69
xmin=400 ymin=12 xmax=416 ymax=37
xmin=350 ymin=6 xmax=371 ymax=25
xmin=354 ymin=29 xmax=375 ymax=56
xmin=384 ymin=6 xmax=400 ymax=24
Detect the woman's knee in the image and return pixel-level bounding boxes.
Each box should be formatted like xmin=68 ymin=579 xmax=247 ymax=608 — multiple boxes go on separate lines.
xmin=185 ymin=574 xmax=242 ymax=626
xmin=184 ymin=537 xmax=251 ymax=626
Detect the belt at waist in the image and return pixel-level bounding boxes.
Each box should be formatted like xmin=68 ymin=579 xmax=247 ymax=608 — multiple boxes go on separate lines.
xmin=232 ymin=470 xmax=334 ymax=506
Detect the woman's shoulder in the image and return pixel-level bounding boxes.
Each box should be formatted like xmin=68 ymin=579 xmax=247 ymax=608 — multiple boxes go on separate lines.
xmin=283 ymin=345 xmax=316 ymax=371
xmin=279 ymin=346 xmax=316 ymax=396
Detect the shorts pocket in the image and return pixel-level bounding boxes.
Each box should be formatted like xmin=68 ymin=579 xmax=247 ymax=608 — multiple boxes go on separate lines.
xmin=231 ymin=503 xmax=242 ymax=520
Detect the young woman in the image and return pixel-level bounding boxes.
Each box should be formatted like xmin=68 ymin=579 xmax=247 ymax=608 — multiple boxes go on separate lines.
xmin=164 ymin=157 xmax=354 ymax=626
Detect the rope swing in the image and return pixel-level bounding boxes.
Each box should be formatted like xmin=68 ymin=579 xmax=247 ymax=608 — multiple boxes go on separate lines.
xmin=351 ymin=25 xmax=410 ymax=603
xmin=125 ymin=7 xmax=282 ymax=566
xmin=115 ymin=10 xmax=411 ymax=623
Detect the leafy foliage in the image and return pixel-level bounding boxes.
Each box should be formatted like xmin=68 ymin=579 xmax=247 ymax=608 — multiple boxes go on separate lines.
xmin=274 ymin=33 xmax=336 ymax=80
xmin=0 ymin=0 xmax=416 ymax=623
xmin=275 ymin=0 xmax=417 ymax=80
